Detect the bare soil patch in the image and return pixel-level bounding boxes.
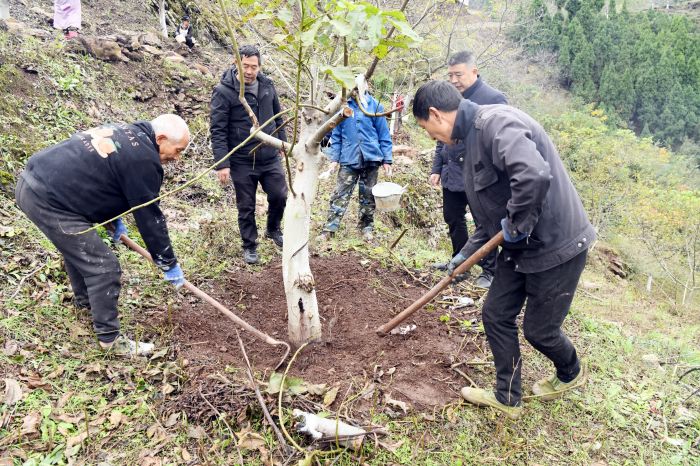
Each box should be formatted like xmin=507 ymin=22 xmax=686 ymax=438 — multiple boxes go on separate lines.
xmin=150 ymin=255 xmax=486 ymax=418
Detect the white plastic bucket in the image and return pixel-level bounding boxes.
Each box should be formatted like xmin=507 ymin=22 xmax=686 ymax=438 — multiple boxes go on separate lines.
xmin=372 ymin=182 xmax=406 ymax=212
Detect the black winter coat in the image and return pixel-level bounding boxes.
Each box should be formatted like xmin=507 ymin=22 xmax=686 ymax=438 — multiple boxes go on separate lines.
xmin=453 ymin=100 xmax=596 ymax=273
xmin=431 ymin=78 xmax=507 ymax=192
xmin=24 ymin=122 xmax=177 ymax=271
xmin=210 ymin=69 xmax=287 ymax=168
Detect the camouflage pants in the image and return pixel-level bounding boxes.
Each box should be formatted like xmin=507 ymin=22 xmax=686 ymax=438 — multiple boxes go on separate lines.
xmin=323 ymin=165 xmax=379 ymax=232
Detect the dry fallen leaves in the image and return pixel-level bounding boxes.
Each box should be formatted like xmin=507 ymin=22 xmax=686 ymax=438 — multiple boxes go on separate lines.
xmin=20 ymin=412 xmax=41 ymax=436
xmin=323 ymin=386 xmax=339 ymax=407
xmin=55 ymin=412 xmax=85 ymax=425
xmin=46 ymin=365 xmax=65 ymax=380
xmin=378 ymin=438 xmax=405 ymax=453
xmin=109 ymin=410 xmax=123 ymax=429
xmin=164 ymin=412 xmax=180 ymax=428
xmin=66 ymin=431 xmax=89 ymax=449
xmin=161 ymin=383 xmax=176 ymax=396
xmin=186 ymin=425 xmax=206 ymax=440
xmin=3 ymin=378 xmax=22 ymax=406
xmin=25 ymin=373 xmax=50 ymax=390
xmin=140 ymin=456 xmax=163 ymax=466
xmin=384 ymin=394 xmax=409 ymax=414
xmin=56 ymin=391 xmax=73 ymax=409
xmin=3 ymin=341 xmax=19 ymax=357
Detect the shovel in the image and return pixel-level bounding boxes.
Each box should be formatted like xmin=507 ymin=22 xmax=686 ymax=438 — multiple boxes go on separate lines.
xmin=376 ymin=232 xmax=504 ymax=336
xmin=119 ymin=234 xmax=291 ymax=369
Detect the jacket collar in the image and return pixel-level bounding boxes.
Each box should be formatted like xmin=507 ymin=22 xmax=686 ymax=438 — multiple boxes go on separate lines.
xmin=220 ymin=68 xmax=272 ymax=93
xmin=461 ymin=76 xmax=483 ymax=100
xmin=450 ymin=99 xmax=480 ymax=142
xmin=133 ymin=121 xmax=159 ymax=151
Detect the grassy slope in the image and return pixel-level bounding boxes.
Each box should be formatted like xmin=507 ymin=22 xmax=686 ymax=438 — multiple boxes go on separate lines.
xmin=1 ymin=5 xmax=700 ymax=466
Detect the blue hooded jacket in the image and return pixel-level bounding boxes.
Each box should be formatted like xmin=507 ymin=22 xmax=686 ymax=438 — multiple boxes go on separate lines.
xmin=327 ymin=94 xmax=393 ymax=168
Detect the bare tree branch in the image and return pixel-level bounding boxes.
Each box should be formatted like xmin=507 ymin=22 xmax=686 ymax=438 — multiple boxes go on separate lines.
xmin=252 ymin=129 xmax=293 ymax=152
xmin=365 ymin=0 xmax=411 ymax=81
xmin=308 ymin=107 xmax=354 ymax=149
xmin=354 ymin=97 xmax=403 ymax=118
xmin=217 ymin=0 xmax=259 ymax=127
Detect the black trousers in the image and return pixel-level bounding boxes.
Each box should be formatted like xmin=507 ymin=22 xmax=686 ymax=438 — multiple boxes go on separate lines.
xmin=230 ymin=160 xmax=288 ymax=249
xmin=15 ymin=174 xmax=122 ymax=343
xmin=482 ymin=250 xmax=587 ymax=406
xmin=442 ymin=188 xmax=496 ymax=275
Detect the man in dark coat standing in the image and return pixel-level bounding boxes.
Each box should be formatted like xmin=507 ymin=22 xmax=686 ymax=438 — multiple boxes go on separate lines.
xmin=15 ymin=114 xmax=190 ymax=356
xmin=210 ymin=45 xmax=288 ymax=264
xmin=413 ymin=81 xmax=595 ymax=419
xmin=430 ymin=50 xmax=507 ymax=289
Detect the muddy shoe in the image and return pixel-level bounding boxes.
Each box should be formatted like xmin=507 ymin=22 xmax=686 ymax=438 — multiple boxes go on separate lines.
xmin=100 ymin=335 xmax=155 ymax=357
xmin=460 ymin=387 xmax=523 ymax=420
xmin=265 ymin=230 xmax=283 ymax=247
xmin=243 ymin=247 xmax=259 ymax=264
xmin=474 ymin=272 xmax=493 ymax=289
xmin=532 ymin=364 xmax=587 ymax=401
xmin=361 ymin=227 xmax=374 ymax=242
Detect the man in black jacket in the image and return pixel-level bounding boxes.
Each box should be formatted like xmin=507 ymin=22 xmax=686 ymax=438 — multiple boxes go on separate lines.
xmin=15 ymin=114 xmax=190 ymax=356
xmin=430 ymin=51 xmax=507 ymax=289
xmin=210 ymin=45 xmax=288 ymax=265
xmin=413 ymin=81 xmax=595 ymax=419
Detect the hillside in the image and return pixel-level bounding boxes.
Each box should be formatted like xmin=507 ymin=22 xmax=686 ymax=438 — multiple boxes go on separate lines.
xmin=1 ymin=0 xmax=699 ymax=465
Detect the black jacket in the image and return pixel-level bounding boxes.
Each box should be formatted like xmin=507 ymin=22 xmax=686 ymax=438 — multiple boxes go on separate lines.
xmin=24 ymin=122 xmax=177 ymax=271
xmin=210 ymin=69 xmax=287 ymax=168
xmin=432 ymin=78 xmax=507 ymax=192
xmin=453 ymin=100 xmax=596 ymax=273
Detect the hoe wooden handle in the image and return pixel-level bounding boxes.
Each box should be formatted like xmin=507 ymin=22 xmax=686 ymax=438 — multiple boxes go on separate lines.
xmin=119 ymin=235 xmax=291 ymax=362
xmin=376 ymin=231 xmax=504 ymax=336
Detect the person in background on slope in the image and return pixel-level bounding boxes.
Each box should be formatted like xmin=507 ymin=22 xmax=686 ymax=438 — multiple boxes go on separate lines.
xmin=319 ymin=87 xmax=393 ymax=242
xmin=429 ymin=50 xmax=508 ymax=289
xmin=175 ymin=15 xmax=197 ymax=49
xmin=53 ymin=0 xmax=81 ymax=39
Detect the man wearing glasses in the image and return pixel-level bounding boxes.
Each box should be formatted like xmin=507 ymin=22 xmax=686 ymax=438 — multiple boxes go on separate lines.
xmin=430 ymin=50 xmax=507 ymax=289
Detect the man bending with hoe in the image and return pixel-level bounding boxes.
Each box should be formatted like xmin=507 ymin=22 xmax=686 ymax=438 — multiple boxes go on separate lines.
xmin=412 ymin=81 xmax=595 ymax=419
xmin=15 ymin=114 xmax=190 ymax=356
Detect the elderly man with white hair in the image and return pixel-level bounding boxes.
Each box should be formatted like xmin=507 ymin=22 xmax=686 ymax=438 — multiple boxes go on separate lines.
xmin=15 ymin=114 xmax=190 ymax=356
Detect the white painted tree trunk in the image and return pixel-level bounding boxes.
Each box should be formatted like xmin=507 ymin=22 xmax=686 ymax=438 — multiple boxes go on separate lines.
xmin=159 ymin=1 xmax=168 ymax=38
xmin=253 ymin=100 xmax=347 ymax=347
xmin=283 ymin=126 xmax=324 ymax=347
xmin=0 ymin=0 xmax=10 ymax=20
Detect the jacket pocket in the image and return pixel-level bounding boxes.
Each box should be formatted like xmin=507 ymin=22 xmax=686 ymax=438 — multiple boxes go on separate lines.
xmin=473 ymin=166 xmax=509 ymax=204
xmin=473 ymin=166 xmax=498 ymax=190
xmin=502 ymin=233 xmax=544 ymax=251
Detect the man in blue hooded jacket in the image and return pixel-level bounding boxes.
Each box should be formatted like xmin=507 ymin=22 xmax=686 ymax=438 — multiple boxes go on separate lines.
xmin=320 ymin=90 xmax=393 ymax=241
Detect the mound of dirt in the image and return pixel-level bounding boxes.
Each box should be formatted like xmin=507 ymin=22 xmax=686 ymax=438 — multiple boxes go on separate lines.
xmin=151 ymin=255 xmax=487 ymax=417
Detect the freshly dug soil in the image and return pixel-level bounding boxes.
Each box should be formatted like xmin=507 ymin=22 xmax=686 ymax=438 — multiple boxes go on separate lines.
xmin=153 ymin=255 xmax=487 ymax=416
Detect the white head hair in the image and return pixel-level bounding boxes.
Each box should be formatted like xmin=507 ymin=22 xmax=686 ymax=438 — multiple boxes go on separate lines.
xmin=151 ymin=114 xmax=190 ymax=143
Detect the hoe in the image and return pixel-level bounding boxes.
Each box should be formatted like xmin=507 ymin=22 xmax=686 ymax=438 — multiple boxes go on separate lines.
xmin=119 ymin=234 xmax=291 ymax=369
